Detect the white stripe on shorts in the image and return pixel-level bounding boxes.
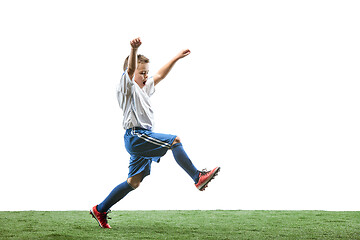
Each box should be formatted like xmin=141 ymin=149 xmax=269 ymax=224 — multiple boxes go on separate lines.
xmin=138 ymin=133 xmax=171 ymax=148
xmin=132 ymin=128 xmax=172 ymax=149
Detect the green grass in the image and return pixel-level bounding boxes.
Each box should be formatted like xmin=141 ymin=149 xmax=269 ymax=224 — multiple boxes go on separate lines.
xmin=0 ymin=210 xmax=359 ymax=239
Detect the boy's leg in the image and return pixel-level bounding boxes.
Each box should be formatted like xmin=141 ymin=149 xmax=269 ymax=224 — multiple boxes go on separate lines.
xmin=96 ymin=172 xmax=143 ymax=213
xmin=171 ymin=137 xmax=200 ymax=183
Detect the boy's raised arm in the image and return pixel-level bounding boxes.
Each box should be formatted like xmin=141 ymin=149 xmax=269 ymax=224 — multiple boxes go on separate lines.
xmin=127 ymin=38 xmax=142 ymax=80
xmin=153 ymin=49 xmax=191 ymax=86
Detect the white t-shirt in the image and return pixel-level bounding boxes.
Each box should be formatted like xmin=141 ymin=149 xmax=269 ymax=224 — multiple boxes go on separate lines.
xmin=117 ymin=71 xmax=155 ymax=130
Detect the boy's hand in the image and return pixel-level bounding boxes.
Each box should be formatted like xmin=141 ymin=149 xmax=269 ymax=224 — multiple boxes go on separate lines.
xmin=176 ymin=49 xmax=191 ymax=60
xmin=130 ymin=37 xmax=142 ymax=49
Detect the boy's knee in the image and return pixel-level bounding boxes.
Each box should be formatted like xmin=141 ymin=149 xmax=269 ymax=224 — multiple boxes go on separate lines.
xmin=171 ymin=136 xmax=181 ymax=146
xmin=127 ymin=177 xmax=141 ymax=189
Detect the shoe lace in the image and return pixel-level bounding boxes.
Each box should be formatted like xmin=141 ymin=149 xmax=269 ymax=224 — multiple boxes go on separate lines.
xmin=101 ymin=210 xmax=112 ymax=223
xmin=200 ymin=169 xmax=209 ymax=175
xmin=106 ymin=210 xmax=112 ymax=220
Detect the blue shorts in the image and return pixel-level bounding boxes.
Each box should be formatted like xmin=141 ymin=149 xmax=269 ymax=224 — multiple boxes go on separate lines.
xmin=124 ymin=127 xmax=177 ymax=180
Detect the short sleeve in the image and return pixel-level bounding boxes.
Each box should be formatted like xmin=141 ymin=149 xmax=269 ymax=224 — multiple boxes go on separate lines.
xmin=118 ymin=70 xmax=134 ymax=95
xmin=143 ymin=77 xmax=155 ymax=97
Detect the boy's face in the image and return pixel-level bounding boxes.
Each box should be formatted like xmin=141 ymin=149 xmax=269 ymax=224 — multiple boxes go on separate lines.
xmin=134 ymin=63 xmax=149 ymax=89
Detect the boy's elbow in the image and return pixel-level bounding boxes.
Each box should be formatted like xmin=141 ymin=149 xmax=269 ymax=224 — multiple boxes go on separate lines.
xmin=153 ymin=74 xmax=164 ymax=84
xmin=157 ymin=74 xmax=165 ymax=81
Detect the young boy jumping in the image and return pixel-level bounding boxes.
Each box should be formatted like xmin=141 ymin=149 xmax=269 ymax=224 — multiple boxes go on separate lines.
xmin=90 ymin=37 xmax=220 ymax=229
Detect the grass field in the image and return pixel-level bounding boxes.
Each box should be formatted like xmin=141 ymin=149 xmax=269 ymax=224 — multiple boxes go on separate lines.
xmin=0 ymin=210 xmax=359 ymax=239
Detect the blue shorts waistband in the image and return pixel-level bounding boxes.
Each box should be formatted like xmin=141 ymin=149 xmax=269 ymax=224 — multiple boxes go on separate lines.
xmin=126 ymin=127 xmax=151 ymax=131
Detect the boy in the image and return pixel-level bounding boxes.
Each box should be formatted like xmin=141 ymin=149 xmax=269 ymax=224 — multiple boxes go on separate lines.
xmin=90 ymin=38 xmax=220 ymax=228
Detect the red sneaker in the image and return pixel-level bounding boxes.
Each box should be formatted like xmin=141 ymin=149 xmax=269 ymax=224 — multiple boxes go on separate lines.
xmin=90 ymin=205 xmax=112 ymax=229
xmin=195 ymin=167 xmax=220 ymax=191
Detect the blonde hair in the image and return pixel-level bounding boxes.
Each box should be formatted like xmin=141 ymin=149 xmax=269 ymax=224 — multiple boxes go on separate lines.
xmin=123 ymin=54 xmax=150 ymax=71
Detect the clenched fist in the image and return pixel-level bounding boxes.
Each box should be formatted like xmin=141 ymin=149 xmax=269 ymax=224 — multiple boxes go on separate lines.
xmin=176 ymin=49 xmax=191 ymax=60
xmin=130 ymin=37 xmax=142 ymax=49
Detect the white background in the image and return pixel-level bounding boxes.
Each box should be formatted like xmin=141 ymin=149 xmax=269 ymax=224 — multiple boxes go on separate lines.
xmin=1 ymin=0 xmax=359 ymax=211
